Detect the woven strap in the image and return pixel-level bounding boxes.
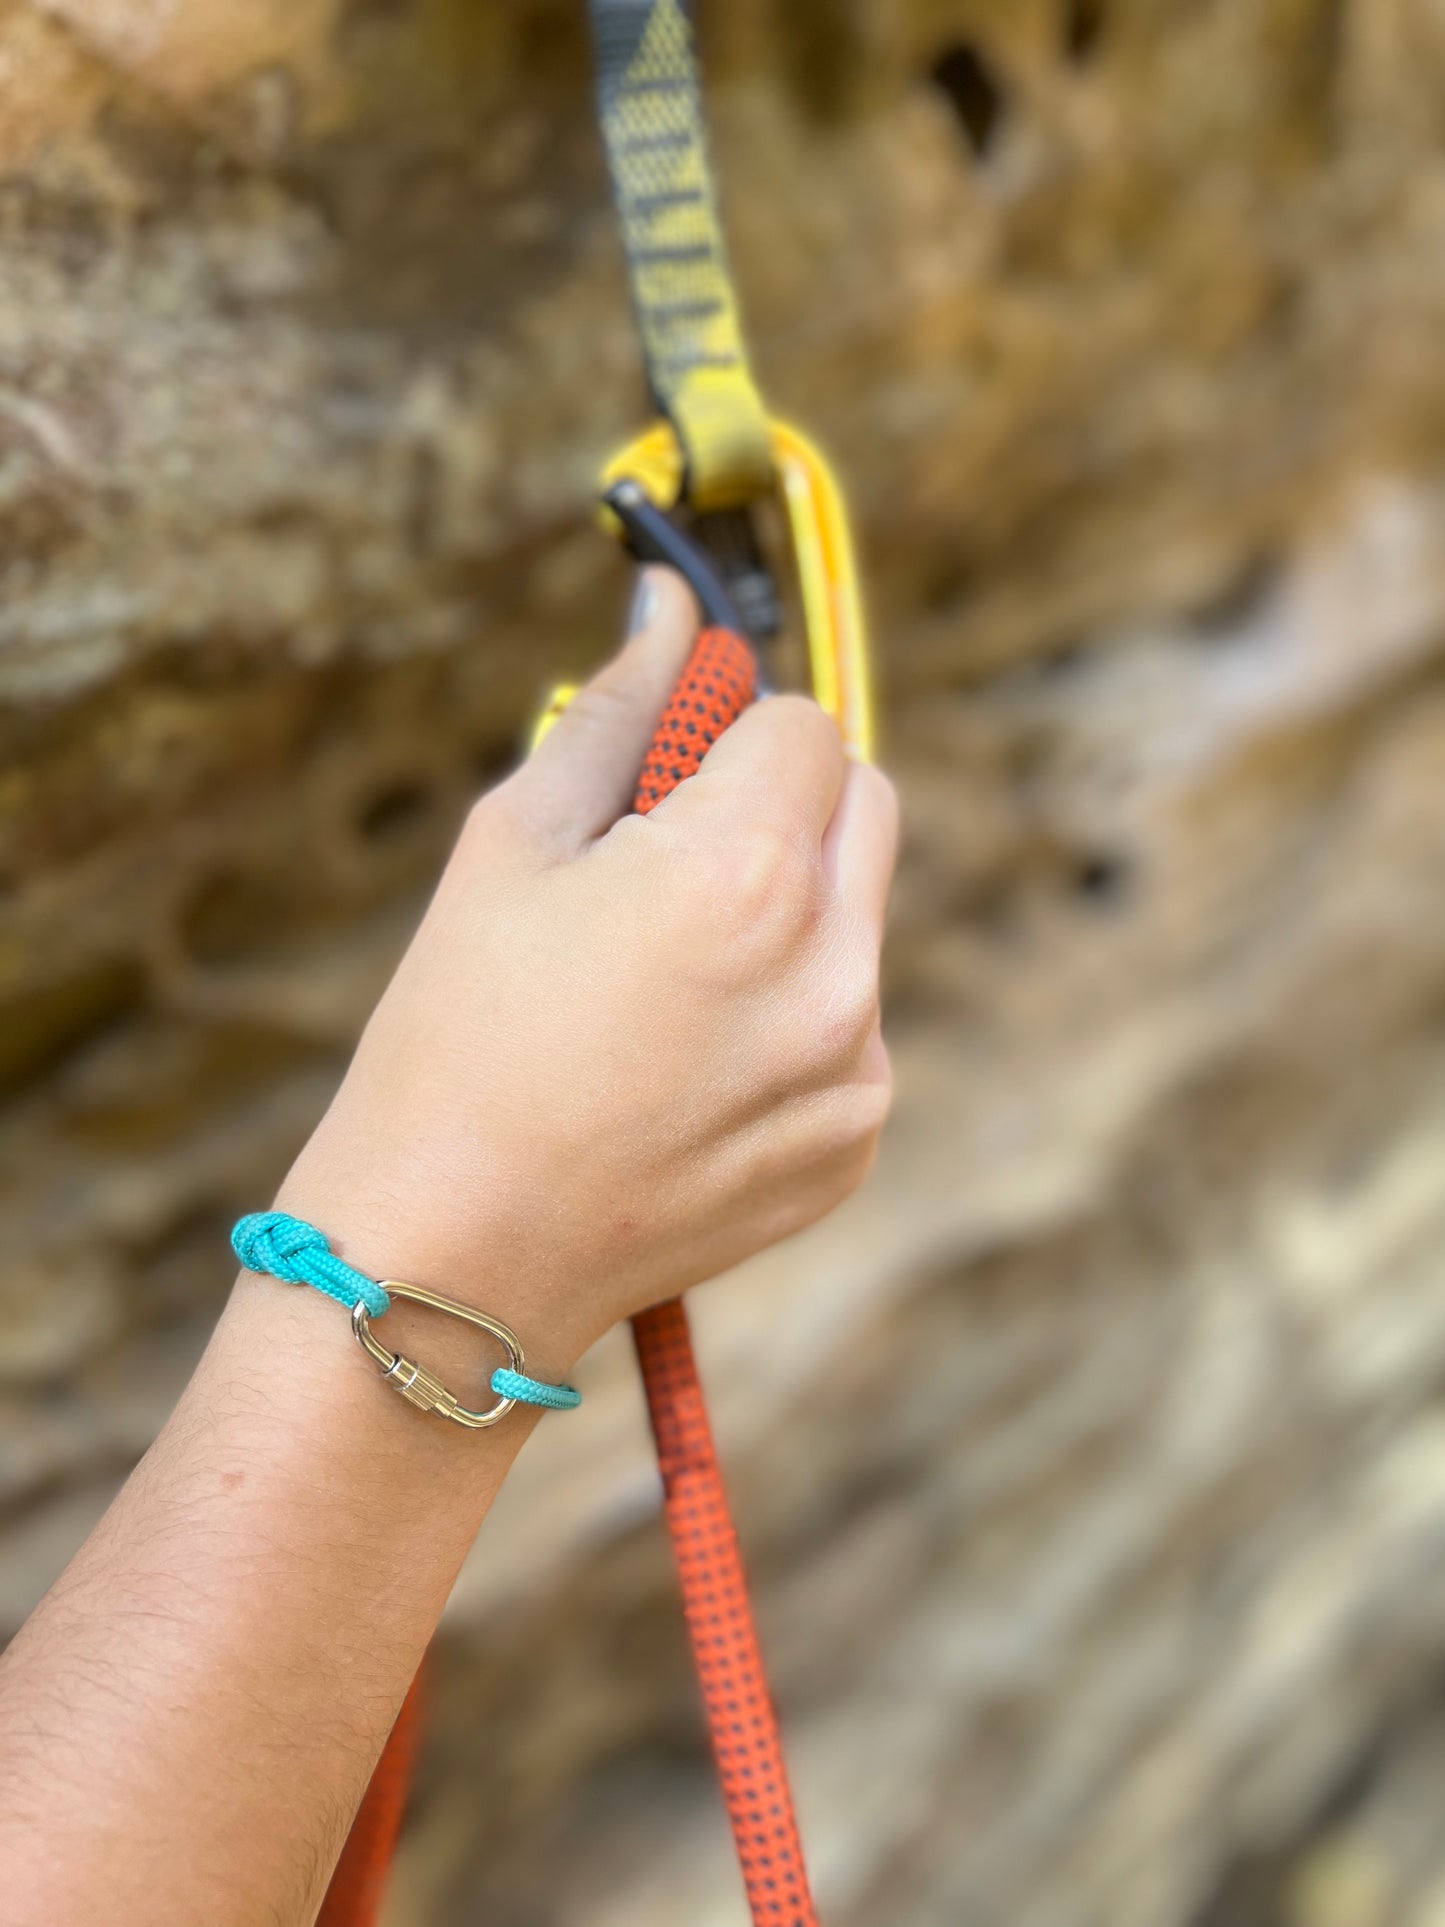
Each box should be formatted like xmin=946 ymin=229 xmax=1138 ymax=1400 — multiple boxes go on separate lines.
xmin=587 ymin=0 xmax=773 ymax=509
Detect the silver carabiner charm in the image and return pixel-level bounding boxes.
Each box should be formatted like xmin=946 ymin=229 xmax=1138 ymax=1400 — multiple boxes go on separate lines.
xmin=351 ymin=1280 xmax=524 ymax=1429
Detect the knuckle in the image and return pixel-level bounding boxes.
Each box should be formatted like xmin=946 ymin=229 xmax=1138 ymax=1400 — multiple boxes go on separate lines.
xmin=766 ymin=691 xmax=839 ymax=752
xmin=858 ymin=762 xmax=901 ymax=833
xmin=568 ymin=665 xmax=636 ymax=733
xmin=829 ymin=1101 xmax=888 ymax=1193
xmin=800 ymin=1088 xmax=889 ymax=1209
xmin=849 ymin=1069 xmax=894 ymax=1143
xmin=807 ymin=939 xmax=882 ymax=1068
xmin=762 ymin=694 xmax=845 ymax=783
xmin=708 ymin=818 xmax=821 ymax=949
xmin=828 ymin=969 xmax=882 ymax=1061
xmin=835 ymin=1072 xmax=893 ymax=1153
xmin=810 ymin=1077 xmax=894 ymax=1176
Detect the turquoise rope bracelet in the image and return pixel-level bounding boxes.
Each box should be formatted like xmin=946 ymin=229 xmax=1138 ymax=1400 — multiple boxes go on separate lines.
xmin=232 ymin=1212 xmax=581 ymax=1422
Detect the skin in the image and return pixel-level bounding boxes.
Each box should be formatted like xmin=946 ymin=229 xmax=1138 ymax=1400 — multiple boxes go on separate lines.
xmin=0 ymin=570 xmax=899 ymax=1927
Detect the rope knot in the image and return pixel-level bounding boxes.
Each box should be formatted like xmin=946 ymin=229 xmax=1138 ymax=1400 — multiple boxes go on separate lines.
xmin=232 ymin=1210 xmax=331 ymax=1283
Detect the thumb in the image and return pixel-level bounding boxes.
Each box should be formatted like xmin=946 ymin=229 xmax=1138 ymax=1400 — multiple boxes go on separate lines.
xmin=512 ymin=567 xmax=698 ymax=855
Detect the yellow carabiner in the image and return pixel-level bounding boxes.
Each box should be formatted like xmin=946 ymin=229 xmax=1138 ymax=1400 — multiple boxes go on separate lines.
xmin=598 ymin=418 xmax=875 ymax=763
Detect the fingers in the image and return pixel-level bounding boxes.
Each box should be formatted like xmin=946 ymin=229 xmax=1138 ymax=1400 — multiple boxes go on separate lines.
xmin=822 ymin=762 xmax=899 ymax=939
xmin=511 ymin=568 xmax=698 ymax=854
xmin=660 ymin=691 xmax=847 ymax=844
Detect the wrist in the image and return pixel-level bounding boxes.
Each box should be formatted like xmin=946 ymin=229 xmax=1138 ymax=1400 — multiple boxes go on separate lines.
xmin=207 ymin=1256 xmax=574 ymax=1574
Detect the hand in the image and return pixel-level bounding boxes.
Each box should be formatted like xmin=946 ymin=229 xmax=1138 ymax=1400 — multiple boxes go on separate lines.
xmin=277 ymin=570 xmax=898 ymax=1366
xmin=0 ymin=576 xmax=896 ymax=1927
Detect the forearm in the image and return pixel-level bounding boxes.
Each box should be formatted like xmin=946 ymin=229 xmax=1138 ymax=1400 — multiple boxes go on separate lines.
xmin=0 ymin=1225 xmax=573 ymax=1927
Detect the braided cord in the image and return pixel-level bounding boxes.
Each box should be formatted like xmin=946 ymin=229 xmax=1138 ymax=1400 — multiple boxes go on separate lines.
xmin=231 ymin=1212 xmax=579 ymax=1413
xmin=587 ymin=0 xmax=772 ymax=508
xmin=234 ymin=1211 xmax=390 ymax=1317
xmin=492 ymin=1369 xmax=581 ymax=1411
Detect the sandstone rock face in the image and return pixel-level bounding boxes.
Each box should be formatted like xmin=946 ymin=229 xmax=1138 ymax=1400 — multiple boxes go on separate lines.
xmin=5 ymin=3 xmax=1445 ymax=1923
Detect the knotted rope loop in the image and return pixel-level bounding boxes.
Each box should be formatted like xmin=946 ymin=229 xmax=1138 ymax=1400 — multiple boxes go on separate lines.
xmin=232 ymin=1211 xmax=390 ymax=1318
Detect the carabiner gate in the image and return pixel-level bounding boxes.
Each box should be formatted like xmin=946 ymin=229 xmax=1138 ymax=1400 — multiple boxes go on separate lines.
xmin=600 ymin=418 xmax=875 ymax=763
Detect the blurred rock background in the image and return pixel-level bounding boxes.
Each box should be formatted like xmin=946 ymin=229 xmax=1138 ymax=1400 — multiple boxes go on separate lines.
xmin=4 ymin=0 xmax=1445 ymax=1921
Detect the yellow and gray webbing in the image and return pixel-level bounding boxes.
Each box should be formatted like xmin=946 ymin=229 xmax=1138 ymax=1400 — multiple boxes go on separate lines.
xmin=588 ymin=0 xmax=773 ymax=511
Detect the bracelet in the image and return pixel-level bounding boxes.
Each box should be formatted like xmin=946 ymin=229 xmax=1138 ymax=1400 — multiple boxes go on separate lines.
xmin=231 ymin=1212 xmax=581 ymax=1428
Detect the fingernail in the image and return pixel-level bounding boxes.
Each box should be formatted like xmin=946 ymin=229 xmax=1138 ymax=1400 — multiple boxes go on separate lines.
xmin=627 ymin=574 xmax=657 ymax=636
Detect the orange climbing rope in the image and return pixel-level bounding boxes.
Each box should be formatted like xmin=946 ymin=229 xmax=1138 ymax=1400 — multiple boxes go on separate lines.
xmin=631 ymin=619 xmax=820 ymax=1923
xmin=633 ymin=1288 xmax=819 ymax=1927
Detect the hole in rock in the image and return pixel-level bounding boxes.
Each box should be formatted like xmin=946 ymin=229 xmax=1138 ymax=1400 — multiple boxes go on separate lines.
xmin=1063 ymin=0 xmax=1109 ymax=63
xmin=182 ymin=872 xmax=295 ymax=965
xmin=470 ymin=735 xmax=515 ymax=789
xmin=1185 ymin=553 xmax=1283 ymax=643
xmin=1038 ymin=640 xmax=1089 ymax=680
xmin=929 ymin=43 xmax=1009 ymax=159
xmin=1073 ymin=851 xmax=1132 ymax=908
xmin=356 ymin=778 xmax=433 ymax=843
xmin=777 ymin=0 xmax=869 ymax=122
xmin=0 ymin=960 xmax=145 ymax=1099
